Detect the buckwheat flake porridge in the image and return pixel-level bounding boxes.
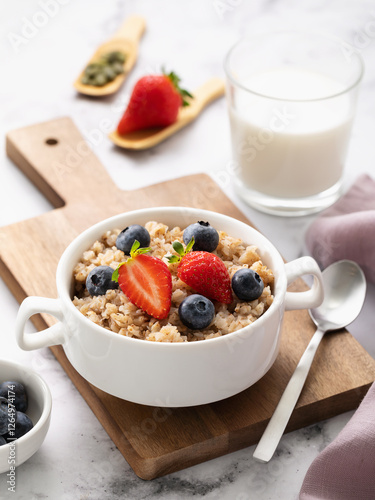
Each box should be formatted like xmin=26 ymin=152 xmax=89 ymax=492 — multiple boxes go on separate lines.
xmin=72 ymin=221 xmax=274 ymax=342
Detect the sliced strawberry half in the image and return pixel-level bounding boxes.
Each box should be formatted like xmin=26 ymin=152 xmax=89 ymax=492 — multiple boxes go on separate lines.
xmin=112 ymin=241 xmax=172 ymax=320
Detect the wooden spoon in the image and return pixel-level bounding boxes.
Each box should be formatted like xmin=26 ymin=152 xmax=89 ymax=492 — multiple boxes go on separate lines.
xmin=108 ymin=77 xmax=226 ymax=150
xmin=74 ymin=15 xmax=146 ymax=97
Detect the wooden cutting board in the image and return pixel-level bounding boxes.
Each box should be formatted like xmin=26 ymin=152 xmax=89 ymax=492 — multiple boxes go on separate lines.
xmin=2 ymin=117 xmax=375 ymax=480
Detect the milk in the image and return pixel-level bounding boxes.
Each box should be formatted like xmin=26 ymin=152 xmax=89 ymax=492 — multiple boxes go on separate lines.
xmin=229 ymin=69 xmax=354 ymax=199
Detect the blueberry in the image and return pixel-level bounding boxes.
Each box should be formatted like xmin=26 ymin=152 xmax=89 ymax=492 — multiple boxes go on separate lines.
xmin=0 ymin=381 xmax=28 ymax=413
xmin=86 ymin=266 xmax=119 ymax=296
xmin=14 ymin=411 xmax=33 ymax=439
xmin=232 ymin=268 xmax=264 ymax=301
xmin=183 ymin=221 xmax=219 ymax=252
xmin=0 ymin=397 xmax=9 ymax=435
xmin=179 ymin=294 xmax=215 ymax=330
xmin=116 ymin=225 xmax=150 ymax=255
xmin=0 ymin=435 xmax=6 ymax=446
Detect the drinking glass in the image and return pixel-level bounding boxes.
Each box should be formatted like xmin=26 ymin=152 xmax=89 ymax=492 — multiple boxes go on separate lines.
xmin=224 ymin=32 xmax=364 ymax=216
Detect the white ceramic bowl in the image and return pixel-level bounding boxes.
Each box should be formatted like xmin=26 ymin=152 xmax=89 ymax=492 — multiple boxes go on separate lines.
xmin=0 ymin=358 xmax=52 ymax=474
xmin=15 ymin=207 xmax=323 ymax=407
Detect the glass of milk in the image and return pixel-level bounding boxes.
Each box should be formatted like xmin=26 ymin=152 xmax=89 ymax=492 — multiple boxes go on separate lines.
xmin=224 ymin=32 xmax=364 ymax=216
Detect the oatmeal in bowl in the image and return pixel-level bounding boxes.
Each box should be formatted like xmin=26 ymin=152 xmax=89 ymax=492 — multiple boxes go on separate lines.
xmin=15 ymin=207 xmax=323 ymax=406
xmin=72 ymin=220 xmax=275 ymax=342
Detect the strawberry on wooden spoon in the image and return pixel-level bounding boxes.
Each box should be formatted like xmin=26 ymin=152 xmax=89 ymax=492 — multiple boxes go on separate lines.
xmin=112 ymin=240 xmax=172 ymax=320
xmin=117 ymin=70 xmax=193 ymax=134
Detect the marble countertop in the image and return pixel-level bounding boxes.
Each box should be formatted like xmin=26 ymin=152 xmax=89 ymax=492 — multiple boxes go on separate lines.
xmin=1 ymin=0 xmax=375 ymax=498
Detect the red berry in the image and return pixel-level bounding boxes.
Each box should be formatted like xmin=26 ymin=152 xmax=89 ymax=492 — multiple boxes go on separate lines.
xmin=117 ymin=253 xmax=172 ymax=320
xmin=117 ymin=71 xmax=192 ymax=135
xmin=177 ymin=252 xmax=232 ymax=304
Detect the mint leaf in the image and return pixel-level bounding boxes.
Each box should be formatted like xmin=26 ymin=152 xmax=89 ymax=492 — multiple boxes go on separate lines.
xmin=166 ymin=255 xmax=180 ymax=263
xmin=136 ymin=247 xmax=151 ymax=255
xmin=112 ymin=264 xmax=125 ymax=282
xmin=185 ymin=236 xmax=195 ymax=253
xmin=130 ymin=240 xmax=140 ymax=255
xmin=172 ymin=241 xmax=185 ymax=256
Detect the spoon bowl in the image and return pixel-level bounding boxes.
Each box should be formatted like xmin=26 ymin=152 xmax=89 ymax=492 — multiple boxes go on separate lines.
xmin=74 ymin=16 xmax=145 ymax=97
xmin=310 ymin=260 xmax=367 ymax=331
xmin=108 ymin=77 xmax=225 ymax=149
xmin=253 ymin=259 xmax=367 ymax=463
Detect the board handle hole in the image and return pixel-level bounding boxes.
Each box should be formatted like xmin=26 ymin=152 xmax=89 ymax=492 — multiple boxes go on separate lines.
xmin=45 ymin=138 xmax=58 ymax=146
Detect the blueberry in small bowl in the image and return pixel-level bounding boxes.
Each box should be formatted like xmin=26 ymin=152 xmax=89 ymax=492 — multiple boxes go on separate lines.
xmin=0 ymin=359 xmax=52 ymax=473
xmin=0 ymin=397 xmax=9 ymax=436
xmin=0 ymin=380 xmax=28 ymax=413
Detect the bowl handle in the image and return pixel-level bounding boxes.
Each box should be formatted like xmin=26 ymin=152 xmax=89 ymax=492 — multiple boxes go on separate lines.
xmin=284 ymin=257 xmax=324 ymax=311
xmin=15 ymin=297 xmax=66 ymax=351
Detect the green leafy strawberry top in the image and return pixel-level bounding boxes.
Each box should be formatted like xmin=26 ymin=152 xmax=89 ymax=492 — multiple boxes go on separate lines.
xmin=163 ymin=69 xmax=193 ymax=107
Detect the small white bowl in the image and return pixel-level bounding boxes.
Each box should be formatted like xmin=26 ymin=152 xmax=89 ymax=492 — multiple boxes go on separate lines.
xmin=0 ymin=358 xmax=52 ymax=474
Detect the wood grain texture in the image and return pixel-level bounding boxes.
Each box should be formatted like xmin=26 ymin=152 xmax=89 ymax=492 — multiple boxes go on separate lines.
xmin=2 ymin=117 xmax=375 ymax=480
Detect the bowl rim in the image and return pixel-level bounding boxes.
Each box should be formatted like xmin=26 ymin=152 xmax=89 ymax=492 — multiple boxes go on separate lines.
xmin=57 ymin=206 xmax=287 ymax=347
xmin=0 ymin=358 xmax=52 ymax=449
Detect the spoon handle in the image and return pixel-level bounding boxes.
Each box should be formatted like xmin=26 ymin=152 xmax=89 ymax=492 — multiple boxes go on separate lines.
xmin=193 ymin=78 xmax=226 ymax=111
xmin=253 ymin=327 xmax=326 ymax=463
xmin=113 ymin=15 xmax=146 ymax=43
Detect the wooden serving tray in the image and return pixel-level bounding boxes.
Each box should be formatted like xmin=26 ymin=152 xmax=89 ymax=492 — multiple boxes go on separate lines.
xmin=2 ymin=117 xmax=375 ymax=480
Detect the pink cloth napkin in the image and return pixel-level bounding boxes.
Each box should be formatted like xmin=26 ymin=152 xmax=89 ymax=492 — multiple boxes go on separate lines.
xmin=299 ymin=382 xmax=375 ymax=499
xmin=305 ymin=174 xmax=375 ymax=283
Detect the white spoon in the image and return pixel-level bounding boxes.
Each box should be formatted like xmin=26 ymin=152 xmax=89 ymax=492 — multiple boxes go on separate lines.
xmin=253 ymin=259 xmax=366 ymax=463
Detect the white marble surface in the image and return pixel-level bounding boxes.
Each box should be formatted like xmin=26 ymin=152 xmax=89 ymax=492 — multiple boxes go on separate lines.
xmin=1 ymin=0 xmax=375 ymax=498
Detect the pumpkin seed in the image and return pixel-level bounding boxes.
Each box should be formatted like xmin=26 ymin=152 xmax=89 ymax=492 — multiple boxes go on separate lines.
xmin=81 ymin=50 xmax=126 ymax=86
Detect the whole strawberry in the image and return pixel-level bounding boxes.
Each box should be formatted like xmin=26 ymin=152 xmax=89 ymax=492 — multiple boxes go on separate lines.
xmin=112 ymin=240 xmax=172 ymax=320
xmin=117 ymin=70 xmax=193 ymax=134
xmin=169 ymin=239 xmax=232 ymax=304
